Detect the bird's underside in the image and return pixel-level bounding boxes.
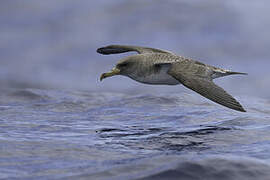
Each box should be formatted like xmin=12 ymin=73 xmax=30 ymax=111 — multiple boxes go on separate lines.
xmin=97 ymin=45 xmax=247 ymax=112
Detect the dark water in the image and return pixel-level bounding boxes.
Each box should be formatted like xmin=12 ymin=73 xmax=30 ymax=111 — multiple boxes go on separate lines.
xmin=0 ymin=88 xmax=270 ymax=179
xmin=1 ymin=1 xmax=270 ymax=179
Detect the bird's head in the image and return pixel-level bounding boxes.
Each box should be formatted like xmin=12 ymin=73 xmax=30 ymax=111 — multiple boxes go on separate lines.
xmin=100 ymin=56 xmax=138 ymax=81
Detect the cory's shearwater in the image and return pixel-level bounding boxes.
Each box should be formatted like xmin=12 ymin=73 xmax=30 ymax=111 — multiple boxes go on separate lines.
xmin=97 ymin=45 xmax=247 ymax=112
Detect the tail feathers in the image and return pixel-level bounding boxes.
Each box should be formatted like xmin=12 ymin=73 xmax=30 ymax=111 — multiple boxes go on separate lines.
xmin=226 ymin=71 xmax=248 ymax=75
xmin=212 ymin=70 xmax=248 ymax=79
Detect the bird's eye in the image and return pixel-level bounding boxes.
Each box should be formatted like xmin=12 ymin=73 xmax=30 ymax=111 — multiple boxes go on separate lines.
xmin=118 ymin=63 xmax=128 ymax=67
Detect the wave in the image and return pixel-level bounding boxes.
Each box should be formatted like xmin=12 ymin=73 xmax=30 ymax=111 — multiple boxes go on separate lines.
xmin=136 ymin=156 xmax=270 ymax=180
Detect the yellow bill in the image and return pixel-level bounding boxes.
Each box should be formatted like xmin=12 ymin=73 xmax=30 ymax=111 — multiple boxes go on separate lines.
xmin=100 ymin=67 xmax=120 ymax=81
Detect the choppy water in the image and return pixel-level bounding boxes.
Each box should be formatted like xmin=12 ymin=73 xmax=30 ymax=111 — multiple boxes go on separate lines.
xmin=0 ymin=88 xmax=270 ymax=179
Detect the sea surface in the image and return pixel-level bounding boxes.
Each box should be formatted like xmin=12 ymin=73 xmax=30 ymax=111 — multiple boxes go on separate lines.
xmin=1 ymin=1 xmax=270 ymax=179
xmin=0 ymin=88 xmax=270 ymax=179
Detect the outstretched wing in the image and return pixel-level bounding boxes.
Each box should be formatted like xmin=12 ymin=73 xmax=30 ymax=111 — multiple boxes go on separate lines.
xmin=97 ymin=45 xmax=172 ymax=55
xmin=167 ymin=63 xmax=246 ymax=112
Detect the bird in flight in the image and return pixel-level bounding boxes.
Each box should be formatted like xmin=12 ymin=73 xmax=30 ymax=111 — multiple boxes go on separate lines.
xmin=97 ymin=45 xmax=247 ymax=112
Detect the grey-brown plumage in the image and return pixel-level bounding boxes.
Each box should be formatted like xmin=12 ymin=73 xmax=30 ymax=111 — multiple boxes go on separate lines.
xmin=98 ymin=45 xmax=247 ymax=112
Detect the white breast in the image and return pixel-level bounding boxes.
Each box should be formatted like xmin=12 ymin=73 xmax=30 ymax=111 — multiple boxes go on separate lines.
xmin=129 ymin=68 xmax=179 ymax=85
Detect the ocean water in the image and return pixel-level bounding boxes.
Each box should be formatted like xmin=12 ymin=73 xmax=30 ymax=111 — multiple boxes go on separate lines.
xmin=1 ymin=1 xmax=270 ymax=179
xmin=0 ymin=88 xmax=270 ymax=179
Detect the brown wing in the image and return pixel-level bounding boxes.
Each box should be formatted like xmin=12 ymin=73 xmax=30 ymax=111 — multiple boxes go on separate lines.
xmin=97 ymin=45 xmax=172 ymax=55
xmin=168 ymin=68 xmax=246 ymax=112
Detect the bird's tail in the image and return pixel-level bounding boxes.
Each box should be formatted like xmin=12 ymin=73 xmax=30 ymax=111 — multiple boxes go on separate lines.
xmin=212 ymin=70 xmax=247 ymax=79
xmin=226 ymin=71 xmax=248 ymax=76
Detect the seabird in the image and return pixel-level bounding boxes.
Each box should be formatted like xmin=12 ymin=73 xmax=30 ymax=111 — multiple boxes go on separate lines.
xmin=97 ymin=45 xmax=247 ymax=112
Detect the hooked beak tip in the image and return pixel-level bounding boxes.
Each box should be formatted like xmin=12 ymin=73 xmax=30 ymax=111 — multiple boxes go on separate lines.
xmin=100 ymin=68 xmax=120 ymax=82
xmin=100 ymin=74 xmax=105 ymax=81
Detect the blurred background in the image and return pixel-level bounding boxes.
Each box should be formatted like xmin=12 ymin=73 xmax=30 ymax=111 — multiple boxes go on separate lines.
xmin=0 ymin=0 xmax=269 ymax=97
